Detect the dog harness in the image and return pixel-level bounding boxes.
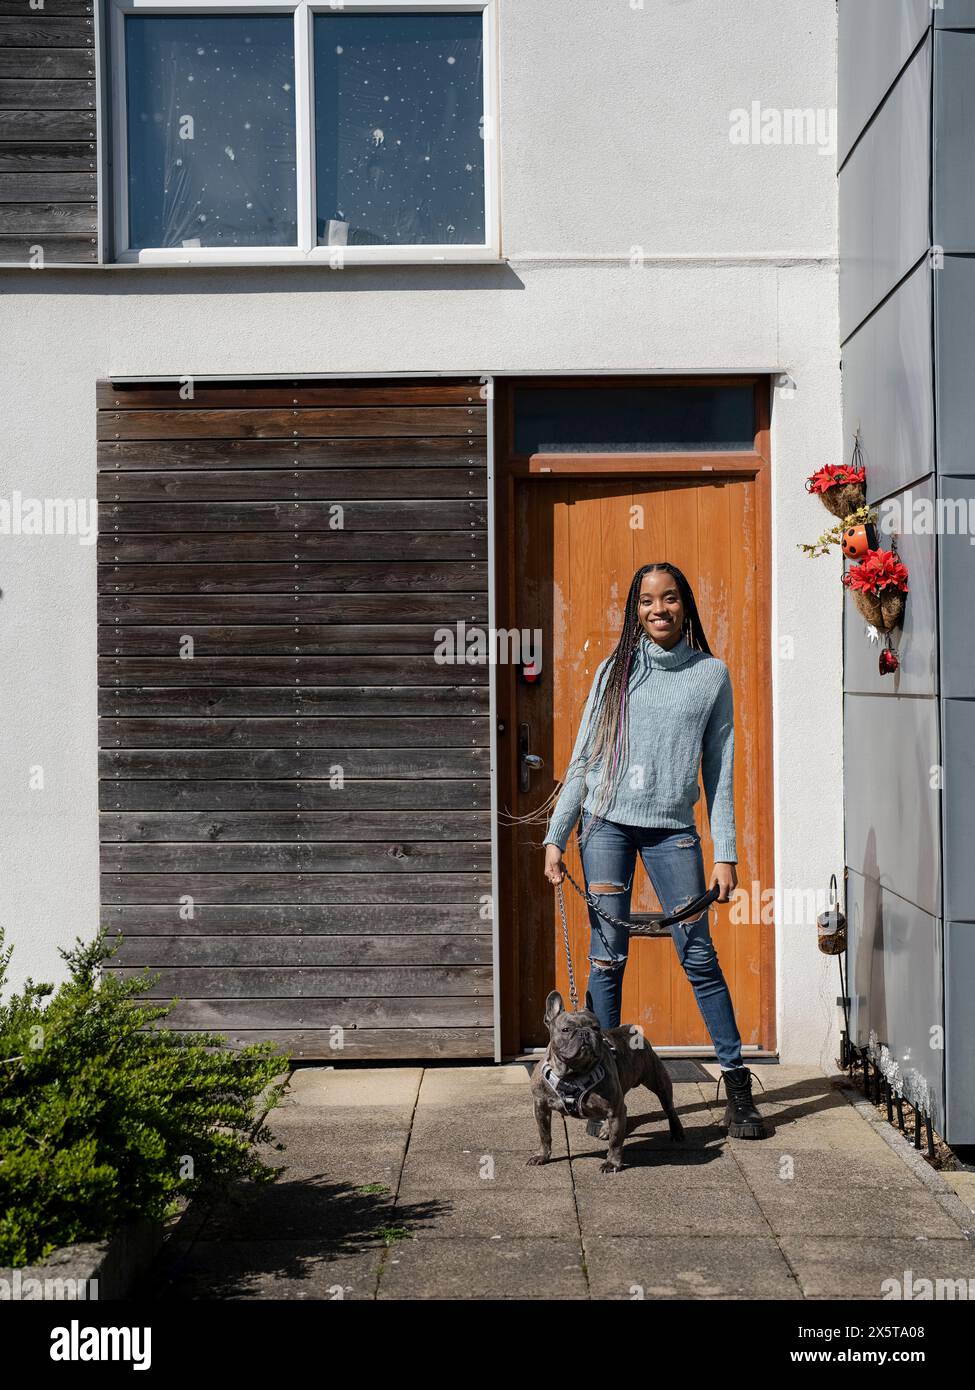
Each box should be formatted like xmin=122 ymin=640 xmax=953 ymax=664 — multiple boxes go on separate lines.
xmin=541 ymin=1043 xmax=618 ymax=1118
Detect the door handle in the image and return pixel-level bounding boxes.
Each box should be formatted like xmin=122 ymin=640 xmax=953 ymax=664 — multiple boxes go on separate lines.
xmin=518 ymin=722 xmax=543 ymax=793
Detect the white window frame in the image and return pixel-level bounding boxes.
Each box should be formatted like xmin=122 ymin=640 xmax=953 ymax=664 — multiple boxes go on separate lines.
xmin=109 ymin=0 xmax=500 ymax=264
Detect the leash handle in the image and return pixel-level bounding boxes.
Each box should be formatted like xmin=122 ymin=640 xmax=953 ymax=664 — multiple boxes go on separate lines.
xmin=555 ymin=879 xmax=579 ymax=1011
xmin=558 ymin=861 xmax=720 ymax=933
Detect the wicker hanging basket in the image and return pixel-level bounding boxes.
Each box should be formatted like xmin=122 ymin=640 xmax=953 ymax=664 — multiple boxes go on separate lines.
xmin=812 ymin=434 xmax=868 ymax=519
xmin=849 ymin=588 xmax=884 ymax=628
xmin=849 ymin=585 xmax=906 ymax=632
xmin=819 ymin=480 xmax=867 ymax=519
xmin=880 ymin=588 xmax=906 ymax=631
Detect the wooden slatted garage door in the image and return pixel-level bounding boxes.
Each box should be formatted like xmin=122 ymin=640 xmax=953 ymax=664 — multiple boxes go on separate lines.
xmin=97 ymin=377 xmax=493 ymax=1060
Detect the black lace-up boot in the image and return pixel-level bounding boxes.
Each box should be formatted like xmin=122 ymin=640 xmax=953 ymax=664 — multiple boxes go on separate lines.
xmin=716 ymin=1065 xmax=770 ymax=1139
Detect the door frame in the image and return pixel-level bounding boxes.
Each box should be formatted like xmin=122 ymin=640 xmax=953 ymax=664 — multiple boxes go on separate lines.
xmin=492 ymin=374 xmax=775 ymax=1060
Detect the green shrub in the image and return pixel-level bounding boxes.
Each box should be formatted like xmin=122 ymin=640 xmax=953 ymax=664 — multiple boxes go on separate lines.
xmin=0 ymin=926 xmax=290 ymax=1267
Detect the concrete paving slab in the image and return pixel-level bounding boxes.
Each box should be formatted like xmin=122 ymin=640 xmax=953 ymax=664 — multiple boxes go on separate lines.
xmin=583 ymin=1235 xmax=802 ymax=1300
xmin=148 ymin=1237 xmax=385 ymax=1300
xmin=757 ymin=1187 xmax=968 ymax=1240
xmin=730 ymin=1144 xmax=922 ymax=1191
xmin=942 ymin=1170 xmax=975 ymax=1213
xmin=252 ymin=1134 xmax=406 ymax=1186
xmin=416 ymin=1062 xmax=534 ymax=1104
xmin=266 ymin=1103 xmax=414 ymax=1135
xmin=282 ymin=1065 xmax=423 ymax=1106
xmin=568 ymin=1142 xmax=747 ymax=1188
xmin=777 ymin=1235 xmax=975 ymax=1300
xmin=565 ymin=1112 xmax=725 ymax=1155
xmin=389 ymin=1188 xmax=580 ymax=1238
xmin=575 ymin=1184 xmax=769 ymax=1237
xmin=408 ymin=1104 xmax=570 ymax=1155
xmin=377 ymin=1236 xmax=587 ymax=1299
xmin=199 ymin=1180 xmax=400 ymax=1244
xmin=399 ymin=1147 xmax=574 ymax=1192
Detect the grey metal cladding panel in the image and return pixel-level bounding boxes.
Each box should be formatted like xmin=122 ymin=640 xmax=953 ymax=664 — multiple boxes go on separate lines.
xmin=844 ymin=475 xmax=937 ymax=696
xmin=934 ymin=31 xmax=975 ymax=251
xmin=845 ymin=866 xmax=945 ymax=1136
xmin=944 ymin=921 xmax=975 ymax=1144
xmin=841 ymin=259 xmax=933 ymax=500
xmin=846 ymin=865 xmax=878 ymax=1050
xmin=839 ymin=34 xmax=932 ymax=342
xmin=844 ymin=693 xmax=940 ymax=916
xmin=938 ymin=479 xmax=975 ymax=696
xmin=936 ymin=0 xmax=975 ymax=26
xmin=935 ymin=258 xmax=975 ymax=473
xmin=838 ymin=0 xmax=932 ymax=164
xmin=943 ymin=702 xmax=975 ymax=920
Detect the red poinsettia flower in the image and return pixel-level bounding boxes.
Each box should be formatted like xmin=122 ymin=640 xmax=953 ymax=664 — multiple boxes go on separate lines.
xmin=806 ymin=464 xmax=866 ymax=494
xmin=841 ymin=548 xmax=909 ymax=596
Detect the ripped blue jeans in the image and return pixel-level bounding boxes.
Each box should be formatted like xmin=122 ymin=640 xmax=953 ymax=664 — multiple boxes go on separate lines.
xmin=577 ymin=808 xmax=744 ymax=1070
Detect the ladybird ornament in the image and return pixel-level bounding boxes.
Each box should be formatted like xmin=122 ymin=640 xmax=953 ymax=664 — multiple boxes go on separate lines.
xmin=841 ymin=520 xmax=878 ymax=560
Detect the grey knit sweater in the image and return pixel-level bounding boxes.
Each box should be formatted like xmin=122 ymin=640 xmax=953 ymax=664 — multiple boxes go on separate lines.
xmin=541 ymin=631 xmax=737 ymax=862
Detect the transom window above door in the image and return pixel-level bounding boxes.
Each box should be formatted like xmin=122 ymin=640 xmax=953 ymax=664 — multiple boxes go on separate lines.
xmin=109 ymin=0 xmax=499 ymax=264
xmin=510 ymin=381 xmax=763 ymax=457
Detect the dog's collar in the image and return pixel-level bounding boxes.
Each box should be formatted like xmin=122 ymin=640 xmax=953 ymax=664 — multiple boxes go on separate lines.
xmin=542 ymin=1047 xmax=614 ymax=1119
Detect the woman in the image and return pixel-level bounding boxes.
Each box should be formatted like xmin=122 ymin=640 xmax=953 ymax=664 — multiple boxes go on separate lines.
xmin=541 ymin=562 xmax=769 ymax=1140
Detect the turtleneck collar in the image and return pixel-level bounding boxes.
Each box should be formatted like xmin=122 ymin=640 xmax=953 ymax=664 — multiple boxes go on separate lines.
xmin=638 ymin=630 xmax=696 ymax=669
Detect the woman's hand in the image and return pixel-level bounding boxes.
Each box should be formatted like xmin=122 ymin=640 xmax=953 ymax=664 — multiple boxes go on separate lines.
xmin=544 ymin=844 xmax=566 ymax=885
xmin=709 ymin=861 xmax=738 ymax=903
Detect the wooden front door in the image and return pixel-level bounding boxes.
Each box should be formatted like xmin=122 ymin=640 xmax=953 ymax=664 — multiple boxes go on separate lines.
xmin=496 ymin=377 xmax=774 ymax=1056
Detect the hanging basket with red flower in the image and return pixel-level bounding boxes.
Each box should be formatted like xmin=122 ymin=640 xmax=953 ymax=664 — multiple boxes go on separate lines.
xmin=806 ymin=461 xmax=867 ymax=519
xmin=841 ymin=547 xmax=909 ymax=631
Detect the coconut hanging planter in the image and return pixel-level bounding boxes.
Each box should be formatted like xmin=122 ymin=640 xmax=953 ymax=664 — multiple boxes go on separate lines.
xmin=880 ymin=587 xmax=907 ymax=630
xmin=847 ymin=586 xmax=884 ymax=628
xmin=841 ymin=548 xmax=909 ymax=633
xmin=813 ymin=473 xmax=867 ymax=519
xmin=805 ymin=435 xmax=867 ymax=519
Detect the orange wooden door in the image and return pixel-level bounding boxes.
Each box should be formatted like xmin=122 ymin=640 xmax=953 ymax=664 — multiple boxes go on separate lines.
xmin=502 ymin=472 xmax=773 ymax=1053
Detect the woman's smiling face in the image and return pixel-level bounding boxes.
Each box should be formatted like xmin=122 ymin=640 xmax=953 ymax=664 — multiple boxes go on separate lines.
xmin=638 ymin=570 xmax=685 ymax=649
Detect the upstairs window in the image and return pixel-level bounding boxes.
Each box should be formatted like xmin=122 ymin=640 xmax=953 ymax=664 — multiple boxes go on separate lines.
xmin=110 ymin=1 xmax=498 ymax=264
xmin=123 ymin=13 xmax=298 ymax=251
xmin=313 ymin=12 xmax=485 ymax=248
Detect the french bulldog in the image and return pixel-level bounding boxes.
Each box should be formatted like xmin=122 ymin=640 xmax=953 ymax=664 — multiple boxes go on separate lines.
xmin=527 ymin=989 xmax=685 ymax=1172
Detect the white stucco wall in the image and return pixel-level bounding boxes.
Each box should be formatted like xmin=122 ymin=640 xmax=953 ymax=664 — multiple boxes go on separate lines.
xmin=0 ymin=0 xmax=841 ymax=1067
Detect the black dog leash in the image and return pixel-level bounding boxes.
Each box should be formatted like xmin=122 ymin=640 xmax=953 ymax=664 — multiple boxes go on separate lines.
xmin=554 ymin=859 xmax=721 ymax=1011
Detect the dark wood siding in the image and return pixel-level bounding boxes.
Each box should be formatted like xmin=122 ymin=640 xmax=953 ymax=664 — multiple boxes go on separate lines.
xmin=97 ymin=377 xmax=493 ymax=1059
xmin=0 ymin=1 xmax=98 ymax=264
